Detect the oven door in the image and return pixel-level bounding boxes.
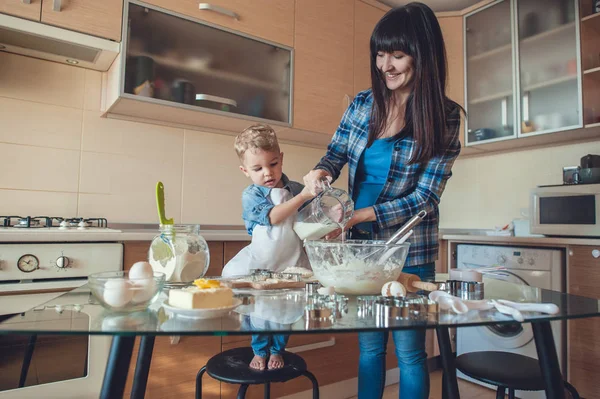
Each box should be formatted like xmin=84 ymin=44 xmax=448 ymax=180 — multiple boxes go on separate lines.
xmin=530 ymin=185 xmax=600 ymax=236
xmin=0 ymin=286 xmax=111 ymax=398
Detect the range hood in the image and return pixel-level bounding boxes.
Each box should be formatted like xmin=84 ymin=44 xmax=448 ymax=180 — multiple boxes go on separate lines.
xmin=0 ymin=13 xmax=120 ymax=71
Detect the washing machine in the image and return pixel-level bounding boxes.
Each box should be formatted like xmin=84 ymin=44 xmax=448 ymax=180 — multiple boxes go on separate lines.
xmin=455 ymin=244 xmax=565 ymax=399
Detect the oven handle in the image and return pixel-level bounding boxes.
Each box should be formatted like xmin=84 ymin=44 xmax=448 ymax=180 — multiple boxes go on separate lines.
xmin=0 ymin=279 xmax=87 ymax=294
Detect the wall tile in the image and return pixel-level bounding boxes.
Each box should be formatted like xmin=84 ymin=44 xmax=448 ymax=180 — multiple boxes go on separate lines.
xmin=0 ymin=189 xmax=78 ymax=217
xmin=82 ymin=111 xmax=184 ymax=160
xmin=0 ymin=97 xmax=82 ymax=150
xmin=0 ymin=53 xmax=85 ymax=109
xmin=83 ymin=70 xmax=102 ymax=111
xmin=79 ymin=151 xmax=182 ymax=223
xmin=0 ymin=143 xmax=80 ymax=192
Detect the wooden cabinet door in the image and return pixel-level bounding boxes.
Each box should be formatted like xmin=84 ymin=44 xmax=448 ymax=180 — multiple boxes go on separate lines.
xmin=141 ymin=0 xmax=294 ymax=46
xmin=293 ymin=0 xmax=354 ymax=135
xmin=353 ymin=0 xmax=384 ymax=95
xmin=0 ymin=0 xmax=41 ymax=21
xmin=568 ymin=245 xmax=600 ymax=398
xmin=124 ymin=336 xmax=222 ymax=399
xmin=40 ymin=0 xmax=123 ymax=41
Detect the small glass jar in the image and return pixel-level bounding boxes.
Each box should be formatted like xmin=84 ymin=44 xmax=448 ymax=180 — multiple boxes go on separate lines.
xmin=148 ymin=224 xmax=210 ymax=284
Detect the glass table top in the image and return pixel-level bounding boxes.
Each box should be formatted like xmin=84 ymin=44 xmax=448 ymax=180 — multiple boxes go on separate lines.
xmin=0 ymin=280 xmax=598 ymax=336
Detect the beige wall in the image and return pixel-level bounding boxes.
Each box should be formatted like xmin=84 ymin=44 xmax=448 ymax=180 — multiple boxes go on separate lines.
xmin=0 ymin=52 xmax=345 ymax=225
xmin=440 ymin=140 xmax=600 ymax=229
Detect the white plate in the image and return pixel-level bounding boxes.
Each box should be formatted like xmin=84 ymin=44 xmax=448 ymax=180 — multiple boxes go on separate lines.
xmin=162 ymin=298 xmax=243 ymax=319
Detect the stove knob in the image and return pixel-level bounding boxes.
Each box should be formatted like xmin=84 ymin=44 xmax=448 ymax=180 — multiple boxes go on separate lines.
xmin=497 ymin=255 xmax=507 ymax=264
xmin=517 ymin=257 xmax=524 ymax=264
xmin=528 ymin=258 xmax=535 ymax=266
xmin=56 ymin=256 xmax=70 ymax=269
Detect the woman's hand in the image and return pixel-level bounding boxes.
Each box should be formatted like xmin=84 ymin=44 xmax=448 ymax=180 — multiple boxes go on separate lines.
xmin=324 ymin=207 xmax=376 ymax=240
xmin=303 ymin=169 xmax=332 ymax=196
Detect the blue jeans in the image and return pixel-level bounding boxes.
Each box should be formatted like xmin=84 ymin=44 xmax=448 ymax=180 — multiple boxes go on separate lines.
xmin=357 ymin=262 xmax=435 ymax=399
xmin=251 ymin=334 xmax=289 ymax=357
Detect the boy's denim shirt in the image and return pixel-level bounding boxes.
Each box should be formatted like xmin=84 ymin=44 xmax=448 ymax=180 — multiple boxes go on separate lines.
xmin=241 ymin=173 xmax=305 ymax=235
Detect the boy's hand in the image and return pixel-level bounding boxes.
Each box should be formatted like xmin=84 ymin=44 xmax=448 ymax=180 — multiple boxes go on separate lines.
xmin=300 ymin=186 xmax=316 ymax=201
xmin=303 ymin=169 xmax=332 ymax=196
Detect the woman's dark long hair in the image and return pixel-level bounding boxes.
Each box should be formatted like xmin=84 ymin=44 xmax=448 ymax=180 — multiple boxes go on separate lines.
xmin=368 ymin=2 xmax=461 ymax=164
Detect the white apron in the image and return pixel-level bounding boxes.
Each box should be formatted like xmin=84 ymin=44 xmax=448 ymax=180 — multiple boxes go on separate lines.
xmin=222 ymin=188 xmax=310 ymax=277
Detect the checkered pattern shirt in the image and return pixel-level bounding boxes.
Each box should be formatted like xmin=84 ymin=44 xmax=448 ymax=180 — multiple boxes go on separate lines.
xmin=314 ymin=89 xmax=462 ymax=267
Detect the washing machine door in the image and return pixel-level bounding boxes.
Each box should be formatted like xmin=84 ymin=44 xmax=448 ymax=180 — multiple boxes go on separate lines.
xmin=477 ymin=271 xmax=536 ymax=349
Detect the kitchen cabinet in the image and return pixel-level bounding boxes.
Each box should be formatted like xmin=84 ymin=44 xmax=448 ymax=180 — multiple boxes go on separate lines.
xmin=293 ymin=0 xmax=355 ymax=136
xmin=0 ymin=0 xmax=40 ymax=21
xmin=104 ymin=1 xmax=293 ymax=143
xmin=567 ymin=245 xmax=600 ymax=399
xmin=579 ymin=0 xmax=600 ymax=127
xmin=139 ymin=0 xmax=294 ymax=47
xmin=353 ymin=0 xmax=384 ymax=95
xmin=464 ymin=0 xmax=581 ymax=146
xmin=40 ymin=0 xmax=122 ymax=41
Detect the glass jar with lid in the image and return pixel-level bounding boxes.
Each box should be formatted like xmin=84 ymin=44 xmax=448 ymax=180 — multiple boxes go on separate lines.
xmin=148 ymin=224 xmax=210 ymax=284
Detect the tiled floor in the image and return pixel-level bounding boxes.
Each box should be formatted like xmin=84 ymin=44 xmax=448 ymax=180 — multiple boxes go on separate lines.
xmin=348 ymin=370 xmax=499 ymax=399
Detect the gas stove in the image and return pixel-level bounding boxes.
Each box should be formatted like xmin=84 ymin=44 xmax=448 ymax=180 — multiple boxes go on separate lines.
xmin=0 ymin=216 xmax=120 ymax=232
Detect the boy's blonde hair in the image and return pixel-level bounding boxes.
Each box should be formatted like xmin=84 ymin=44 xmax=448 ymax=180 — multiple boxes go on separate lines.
xmin=234 ymin=124 xmax=280 ymax=162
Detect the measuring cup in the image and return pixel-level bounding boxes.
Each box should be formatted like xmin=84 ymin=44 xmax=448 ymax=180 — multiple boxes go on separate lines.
xmin=293 ymin=180 xmax=354 ymax=240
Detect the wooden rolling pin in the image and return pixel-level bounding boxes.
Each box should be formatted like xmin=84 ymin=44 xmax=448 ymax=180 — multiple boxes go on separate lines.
xmin=398 ymin=272 xmax=438 ymax=293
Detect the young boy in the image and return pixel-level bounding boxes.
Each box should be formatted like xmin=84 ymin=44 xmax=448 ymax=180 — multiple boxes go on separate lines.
xmin=222 ymin=124 xmax=313 ymax=370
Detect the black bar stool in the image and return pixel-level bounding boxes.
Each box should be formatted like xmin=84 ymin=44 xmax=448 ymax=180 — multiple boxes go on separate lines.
xmin=196 ymin=347 xmax=319 ymax=399
xmin=455 ymin=351 xmax=580 ymax=399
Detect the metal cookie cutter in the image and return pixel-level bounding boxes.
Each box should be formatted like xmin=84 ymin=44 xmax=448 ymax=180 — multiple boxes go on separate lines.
xmin=357 ymin=295 xmax=379 ymax=317
xmin=460 ymin=281 xmax=484 ymax=300
xmin=374 ymin=295 xmax=439 ymax=322
xmin=305 ymin=282 xmax=322 ymax=295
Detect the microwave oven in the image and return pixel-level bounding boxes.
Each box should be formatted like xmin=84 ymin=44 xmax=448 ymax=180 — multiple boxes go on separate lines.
xmin=531 ymin=184 xmax=600 ymax=237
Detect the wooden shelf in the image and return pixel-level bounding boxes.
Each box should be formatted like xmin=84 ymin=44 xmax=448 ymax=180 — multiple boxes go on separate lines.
xmin=584 ymin=66 xmax=600 ymax=75
xmin=582 ymin=12 xmax=600 ymax=22
xmin=128 ymin=51 xmax=286 ymax=93
xmin=585 ymin=122 xmax=600 ymax=128
xmin=468 ymin=22 xmax=575 ymax=62
xmin=469 ymin=90 xmax=512 ymax=105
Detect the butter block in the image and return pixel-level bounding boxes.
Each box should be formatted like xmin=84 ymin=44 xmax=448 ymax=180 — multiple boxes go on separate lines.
xmin=168 ymin=286 xmax=233 ymax=309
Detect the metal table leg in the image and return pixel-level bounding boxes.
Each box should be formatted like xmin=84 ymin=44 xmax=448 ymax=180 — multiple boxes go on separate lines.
xmin=18 ymin=335 xmax=37 ymax=388
xmin=531 ymin=321 xmax=565 ymax=399
xmin=436 ymin=327 xmax=460 ymax=399
xmin=100 ymin=335 xmax=136 ymax=399
xmin=131 ymin=336 xmax=156 ymax=399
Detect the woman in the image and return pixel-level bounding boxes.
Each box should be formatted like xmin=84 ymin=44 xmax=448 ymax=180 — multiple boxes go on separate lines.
xmin=303 ymin=3 xmax=463 ymax=398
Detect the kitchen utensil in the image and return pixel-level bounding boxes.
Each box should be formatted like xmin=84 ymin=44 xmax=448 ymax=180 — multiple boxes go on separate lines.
xmin=496 ymin=299 xmax=559 ymax=314
xmin=491 ymin=299 xmax=524 ymax=322
xmin=294 ymin=180 xmax=354 ymax=240
xmin=304 ymin=239 xmax=410 ymax=295
xmin=580 ymin=167 xmax=600 ymax=184
xmin=397 ymin=272 xmax=438 ymax=293
xmin=358 ymin=210 xmax=427 ymax=262
xmin=563 ymin=166 xmax=581 ymax=184
xmin=156 ymin=182 xmax=173 ymax=226
xmin=581 ymin=154 xmax=600 ymax=169
xmin=449 ymin=268 xmax=484 ymax=282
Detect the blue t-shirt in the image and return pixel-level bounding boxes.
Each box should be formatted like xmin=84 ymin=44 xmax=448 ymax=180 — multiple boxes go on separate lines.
xmin=353 ymin=138 xmax=395 ymax=233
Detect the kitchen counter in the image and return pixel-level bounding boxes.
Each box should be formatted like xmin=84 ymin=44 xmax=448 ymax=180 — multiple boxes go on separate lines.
xmin=0 ymin=228 xmax=251 ymax=243
xmin=441 ymin=234 xmax=600 ymax=247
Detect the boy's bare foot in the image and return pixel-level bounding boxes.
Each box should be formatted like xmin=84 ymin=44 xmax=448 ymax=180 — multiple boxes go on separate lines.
xmin=268 ymin=354 xmax=284 ymax=370
xmin=250 ymin=355 xmax=266 ymax=371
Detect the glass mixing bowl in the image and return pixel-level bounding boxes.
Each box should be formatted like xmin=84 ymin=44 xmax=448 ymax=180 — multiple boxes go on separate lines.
xmin=304 ymin=240 xmax=410 ymax=295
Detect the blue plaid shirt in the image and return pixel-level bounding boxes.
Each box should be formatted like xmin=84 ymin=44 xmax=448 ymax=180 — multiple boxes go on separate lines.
xmin=314 ymin=89 xmax=462 ymax=267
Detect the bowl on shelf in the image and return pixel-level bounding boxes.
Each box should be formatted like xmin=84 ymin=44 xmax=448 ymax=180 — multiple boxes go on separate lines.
xmin=88 ymin=271 xmax=166 ymax=313
xmin=303 ymin=240 xmax=410 ymax=295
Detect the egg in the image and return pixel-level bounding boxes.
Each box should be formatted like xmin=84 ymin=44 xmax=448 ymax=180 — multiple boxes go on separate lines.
xmin=131 ymin=279 xmax=157 ymax=303
xmin=381 ymin=281 xmax=406 ymax=297
xmin=129 ymin=261 xmax=154 ymax=280
xmin=103 ymin=279 xmax=134 ymax=308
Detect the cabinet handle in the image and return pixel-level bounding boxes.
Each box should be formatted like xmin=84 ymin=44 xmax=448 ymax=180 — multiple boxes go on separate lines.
xmin=198 ymin=3 xmax=239 ymax=20
xmin=522 ymin=91 xmax=530 ymax=123
xmin=21 ymin=0 xmax=32 ymax=4
xmin=286 ymin=337 xmax=335 ymax=354
xmin=501 ymin=96 xmax=508 ymax=130
xmin=593 ymin=249 xmax=600 ymax=259
xmin=52 ymin=0 xmax=61 ymax=12
xmin=195 ymin=94 xmax=237 ymax=107
xmin=169 ymin=336 xmax=180 ymax=345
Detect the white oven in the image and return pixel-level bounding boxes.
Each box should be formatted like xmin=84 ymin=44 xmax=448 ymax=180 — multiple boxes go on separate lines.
xmin=530 ymin=183 xmax=600 ymax=237
xmin=0 ymin=241 xmax=123 ymax=398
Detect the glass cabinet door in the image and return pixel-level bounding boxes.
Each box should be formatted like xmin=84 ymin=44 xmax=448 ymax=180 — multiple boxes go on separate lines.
xmin=516 ymin=0 xmax=581 ymax=135
xmin=123 ymin=1 xmax=292 ymax=124
xmin=465 ymin=0 xmax=516 ymax=145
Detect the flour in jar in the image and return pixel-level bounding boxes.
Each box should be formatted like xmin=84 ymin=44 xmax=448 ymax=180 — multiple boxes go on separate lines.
xmin=149 ymin=237 xmax=208 ymax=283
xmin=293 ymin=222 xmax=338 ymax=240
